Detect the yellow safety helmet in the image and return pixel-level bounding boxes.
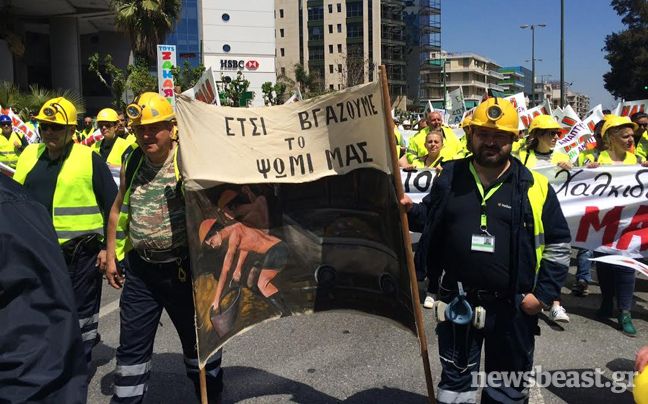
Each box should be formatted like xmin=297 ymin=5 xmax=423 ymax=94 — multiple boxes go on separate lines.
xmin=126 ymin=92 xmax=175 ymax=126
xmin=35 ymin=97 xmax=77 ymax=125
xmin=470 ymin=97 xmax=518 ymax=135
xmin=461 ymin=116 xmax=472 ymax=128
xmin=529 ymin=114 xmax=561 ymax=133
xmin=635 ymin=368 xmax=648 ymax=404
xmin=601 ymin=114 xmax=638 ymax=138
xmin=96 ymin=108 xmax=119 ymax=123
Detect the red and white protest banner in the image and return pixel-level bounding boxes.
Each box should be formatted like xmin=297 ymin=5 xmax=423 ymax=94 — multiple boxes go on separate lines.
xmin=520 ymin=99 xmax=552 ymax=129
xmin=402 ymin=165 xmax=648 ymax=258
xmin=505 ymin=92 xmax=528 ymax=130
xmin=0 ymin=106 xmax=39 ymax=144
xmin=617 ymin=99 xmax=647 ymax=117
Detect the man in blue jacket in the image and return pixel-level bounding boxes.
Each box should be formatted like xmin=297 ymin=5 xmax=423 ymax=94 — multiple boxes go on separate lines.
xmin=401 ymin=97 xmax=571 ymax=403
xmin=0 ymin=175 xmax=88 ymax=403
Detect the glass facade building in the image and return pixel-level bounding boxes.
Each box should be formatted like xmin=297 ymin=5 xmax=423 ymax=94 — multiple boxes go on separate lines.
xmin=166 ymin=0 xmax=201 ymax=67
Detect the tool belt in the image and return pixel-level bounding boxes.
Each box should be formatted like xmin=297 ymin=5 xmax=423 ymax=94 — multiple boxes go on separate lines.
xmin=135 ymin=246 xmax=188 ymax=264
xmin=60 ymin=233 xmax=103 ymax=266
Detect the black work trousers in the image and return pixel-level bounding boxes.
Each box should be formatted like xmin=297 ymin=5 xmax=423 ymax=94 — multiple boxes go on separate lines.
xmin=436 ymin=295 xmax=538 ymax=404
xmin=111 ymin=250 xmax=223 ymax=404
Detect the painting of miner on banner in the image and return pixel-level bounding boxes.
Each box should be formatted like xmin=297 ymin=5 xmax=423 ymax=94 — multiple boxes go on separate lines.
xmin=176 ymin=80 xmax=416 ymax=367
xmin=186 ymin=169 xmax=415 ymax=365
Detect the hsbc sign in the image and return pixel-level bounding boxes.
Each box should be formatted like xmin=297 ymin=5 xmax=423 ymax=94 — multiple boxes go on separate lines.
xmin=219 ymin=59 xmax=260 ymax=71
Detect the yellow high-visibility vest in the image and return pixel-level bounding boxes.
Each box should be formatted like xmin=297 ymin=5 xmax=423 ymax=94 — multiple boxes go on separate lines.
xmin=13 ymin=143 xmax=104 ymax=244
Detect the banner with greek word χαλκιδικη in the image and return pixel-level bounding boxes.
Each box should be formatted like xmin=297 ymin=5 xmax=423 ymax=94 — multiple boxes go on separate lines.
xmin=175 ymin=80 xmax=392 ymax=189
xmin=401 ymin=165 xmax=648 ymax=258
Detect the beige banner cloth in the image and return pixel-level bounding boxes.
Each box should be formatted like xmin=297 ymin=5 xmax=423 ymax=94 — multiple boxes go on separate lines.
xmin=175 ymin=81 xmax=391 ymax=190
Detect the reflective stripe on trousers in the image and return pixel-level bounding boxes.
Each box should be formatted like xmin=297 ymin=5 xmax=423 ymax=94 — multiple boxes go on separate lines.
xmin=67 ymin=244 xmax=102 ymax=363
xmin=112 ymin=251 xmax=223 ymax=404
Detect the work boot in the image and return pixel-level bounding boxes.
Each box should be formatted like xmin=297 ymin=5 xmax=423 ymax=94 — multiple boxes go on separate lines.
xmin=571 ymin=279 xmax=589 ymax=297
xmin=267 ymin=294 xmax=292 ymax=318
xmin=596 ymin=299 xmax=614 ymax=318
xmin=618 ymin=311 xmax=637 ymax=337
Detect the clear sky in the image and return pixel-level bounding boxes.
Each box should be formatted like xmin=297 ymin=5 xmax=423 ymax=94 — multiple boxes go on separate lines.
xmin=441 ymin=0 xmax=625 ymax=108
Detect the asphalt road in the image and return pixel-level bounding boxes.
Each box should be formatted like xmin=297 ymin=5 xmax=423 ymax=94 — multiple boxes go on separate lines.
xmin=88 ymin=267 xmax=647 ymax=403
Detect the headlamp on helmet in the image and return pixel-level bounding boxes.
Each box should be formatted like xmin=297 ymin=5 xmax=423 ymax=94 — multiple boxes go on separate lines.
xmin=126 ymin=103 xmax=143 ymax=120
xmin=486 ymin=105 xmax=503 ymax=121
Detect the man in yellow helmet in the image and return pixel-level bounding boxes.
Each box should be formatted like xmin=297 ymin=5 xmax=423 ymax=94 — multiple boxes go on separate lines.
xmin=400 ymin=97 xmax=570 ymax=403
xmin=0 ymin=114 xmax=28 ymax=169
xmin=92 ymin=108 xmax=135 ymax=173
xmin=13 ymin=96 xmax=117 ymax=365
xmin=103 ymin=92 xmax=222 ymax=403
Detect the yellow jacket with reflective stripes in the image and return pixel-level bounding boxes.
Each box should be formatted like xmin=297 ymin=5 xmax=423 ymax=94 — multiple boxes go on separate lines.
xmin=0 ymin=132 xmax=24 ymax=168
xmin=91 ymin=136 xmax=133 ymax=167
xmin=13 ymin=143 xmax=105 ymax=244
xmin=115 ymin=146 xmax=181 ymax=260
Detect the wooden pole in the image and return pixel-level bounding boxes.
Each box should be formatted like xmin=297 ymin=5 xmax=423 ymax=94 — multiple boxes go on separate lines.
xmin=199 ymin=367 xmax=208 ymax=404
xmin=378 ymin=65 xmax=436 ymax=403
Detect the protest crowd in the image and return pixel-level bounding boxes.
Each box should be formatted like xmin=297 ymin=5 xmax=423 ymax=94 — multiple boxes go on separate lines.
xmin=1 ymin=84 xmax=648 ymax=404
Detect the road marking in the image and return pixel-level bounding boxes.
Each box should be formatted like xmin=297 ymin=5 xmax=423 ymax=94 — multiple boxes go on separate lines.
xmin=99 ymin=299 xmax=120 ymax=318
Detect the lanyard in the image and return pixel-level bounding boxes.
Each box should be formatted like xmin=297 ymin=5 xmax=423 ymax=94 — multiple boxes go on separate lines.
xmin=468 ymin=162 xmax=503 ymax=234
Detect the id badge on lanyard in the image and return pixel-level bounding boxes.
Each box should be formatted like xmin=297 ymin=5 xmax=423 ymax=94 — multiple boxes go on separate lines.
xmin=469 ymin=163 xmax=501 ymax=254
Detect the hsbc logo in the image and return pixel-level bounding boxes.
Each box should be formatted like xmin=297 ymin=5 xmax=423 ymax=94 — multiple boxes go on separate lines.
xmin=219 ymin=59 xmax=260 ymax=71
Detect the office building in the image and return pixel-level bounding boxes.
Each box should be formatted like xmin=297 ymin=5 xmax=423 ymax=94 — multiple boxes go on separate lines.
xmin=275 ymin=0 xmax=408 ymax=100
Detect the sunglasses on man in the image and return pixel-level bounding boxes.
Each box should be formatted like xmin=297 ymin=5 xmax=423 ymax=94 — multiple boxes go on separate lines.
xmin=40 ymin=123 xmax=66 ymax=132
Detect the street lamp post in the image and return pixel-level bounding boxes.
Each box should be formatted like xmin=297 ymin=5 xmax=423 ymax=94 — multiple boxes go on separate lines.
xmin=520 ymin=23 xmax=546 ymax=107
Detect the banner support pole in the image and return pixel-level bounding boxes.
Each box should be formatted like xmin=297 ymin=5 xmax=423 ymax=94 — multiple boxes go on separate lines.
xmin=199 ymin=367 xmax=208 ymax=404
xmin=378 ymin=65 xmax=436 ymax=404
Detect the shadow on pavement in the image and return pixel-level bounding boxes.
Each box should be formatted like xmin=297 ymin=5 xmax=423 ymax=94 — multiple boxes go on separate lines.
xmin=542 ymin=368 xmax=634 ymax=402
xmin=223 ymin=366 xmax=428 ymax=403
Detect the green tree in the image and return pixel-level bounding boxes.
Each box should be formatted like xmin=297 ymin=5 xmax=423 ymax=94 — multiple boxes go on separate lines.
xmin=88 ymin=53 xmax=127 ymax=110
xmin=171 ymin=60 xmax=206 ymax=91
xmin=603 ymin=0 xmax=648 ymax=99
xmin=111 ymin=0 xmax=182 ymax=63
xmin=0 ymin=81 xmax=85 ymax=120
xmin=126 ymin=58 xmax=158 ymax=96
xmin=221 ymin=71 xmax=252 ymax=107
xmin=261 ymin=81 xmax=287 ymax=105
xmin=294 ymin=63 xmax=317 ymax=95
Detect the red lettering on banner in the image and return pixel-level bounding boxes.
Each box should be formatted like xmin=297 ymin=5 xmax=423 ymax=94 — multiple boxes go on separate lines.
xmin=587 ymin=121 xmax=596 ymax=132
xmin=576 ymin=206 xmax=623 ymax=246
xmin=562 ymin=117 xmax=577 ymax=127
xmin=521 ymin=115 xmax=531 ymax=128
xmin=616 ymin=205 xmax=648 ymax=251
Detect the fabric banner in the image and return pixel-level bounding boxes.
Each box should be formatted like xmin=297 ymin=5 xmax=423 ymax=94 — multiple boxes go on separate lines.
xmin=401 ymin=165 xmax=648 ymax=258
xmin=590 ymin=255 xmax=648 ymax=278
xmin=182 ymin=67 xmax=220 ymax=106
xmin=175 ymin=81 xmax=392 ymax=189
xmin=178 ymin=81 xmax=416 ymax=367
xmin=0 ymin=106 xmax=39 ymax=143
xmin=520 ymin=99 xmax=552 ymax=129
xmin=0 ymin=161 xmax=14 ymax=177
xmin=447 ymin=87 xmax=466 ymax=126
xmin=617 ymin=99 xmax=647 ymax=117
xmin=554 ymin=121 xmax=592 ymax=162
xmin=505 ymin=92 xmax=528 ymax=130
xmin=157 ymin=44 xmax=177 ymax=107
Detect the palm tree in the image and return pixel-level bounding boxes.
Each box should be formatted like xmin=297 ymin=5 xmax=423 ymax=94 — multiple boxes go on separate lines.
xmin=111 ymin=0 xmax=182 ymax=63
